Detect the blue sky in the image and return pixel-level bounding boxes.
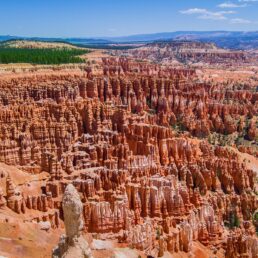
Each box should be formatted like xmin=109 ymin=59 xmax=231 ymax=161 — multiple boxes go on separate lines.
xmin=1 ymin=0 xmax=258 ymax=37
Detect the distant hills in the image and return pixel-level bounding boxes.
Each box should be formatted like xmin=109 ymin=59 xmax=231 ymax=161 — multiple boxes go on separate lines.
xmin=0 ymin=35 xmax=112 ymax=45
xmin=1 ymin=31 xmax=258 ymax=50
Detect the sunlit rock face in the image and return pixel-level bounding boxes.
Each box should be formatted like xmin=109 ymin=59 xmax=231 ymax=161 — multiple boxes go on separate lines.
xmin=114 ymin=41 xmax=257 ymax=67
xmin=52 ymin=184 xmax=93 ymax=258
xmin=0 ymin=56 xmax=257 ymax=257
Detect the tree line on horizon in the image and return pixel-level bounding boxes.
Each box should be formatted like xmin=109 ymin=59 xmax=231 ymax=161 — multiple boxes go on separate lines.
xmin=0 ymin=48 xmax=89 ymax=65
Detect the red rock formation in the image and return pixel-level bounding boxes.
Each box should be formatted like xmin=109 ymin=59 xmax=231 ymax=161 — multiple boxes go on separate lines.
xmin=0 ymin=59 xmax=257 ymax=257
xmin=115 ymin=41 xmax=254 ymax=68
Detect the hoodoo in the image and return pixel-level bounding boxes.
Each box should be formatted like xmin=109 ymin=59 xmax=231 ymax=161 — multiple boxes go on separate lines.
xmin=0 ymin=14 xmax=257 ymax=257
xmin=53 ymin=184 xmax=93 ymax=258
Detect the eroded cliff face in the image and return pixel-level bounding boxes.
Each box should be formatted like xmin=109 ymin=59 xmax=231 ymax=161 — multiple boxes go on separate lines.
xmin=112 ymin=41 xmax=258 ymax=68
xmin=0 ymin=57 xmax=257 ymax=258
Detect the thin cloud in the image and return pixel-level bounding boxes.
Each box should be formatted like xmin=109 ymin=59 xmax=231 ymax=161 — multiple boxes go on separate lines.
xmin=218 ymin=2 xmax=247 ymax=8
xmin=180 ymin=8 xmax=235 ymax=21
xmin=238 ymin=0 xmax=258 ymax=2
xmin=230 ymin=18 xmax=252 ymax=23
xmin=219 ymin=11 xmax=237 ymax=14
xmin=198 ymin=13 xmax=227 ymax=20
xmin=198 ymin=15 xmax=226 ymax=20
xmin=180 ymin=8 xmax=208 ymax=14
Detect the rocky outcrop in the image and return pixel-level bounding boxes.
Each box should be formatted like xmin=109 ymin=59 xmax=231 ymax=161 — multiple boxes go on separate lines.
xmin=0 ymin=60 xmax=257 ymax=257
xmin=0 ymin=186 xmax=6 ymax=208
xmin=53 ymin=184 xmax=93 ymax=258
xmin=114 ymin=41 xmax=251 ymax=67
xmin=225 ymin=229 xmax=258 ymax=258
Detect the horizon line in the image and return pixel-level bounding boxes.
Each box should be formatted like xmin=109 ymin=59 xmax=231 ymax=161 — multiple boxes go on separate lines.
xmin=1 ymin=30 xmax=258 ymax=39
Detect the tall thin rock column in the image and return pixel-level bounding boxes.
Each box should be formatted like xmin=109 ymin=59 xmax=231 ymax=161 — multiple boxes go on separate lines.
xmin=52 ymin=184 xmax=93 ymax=258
